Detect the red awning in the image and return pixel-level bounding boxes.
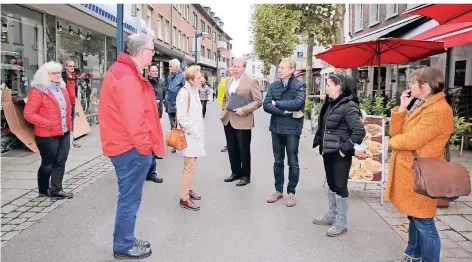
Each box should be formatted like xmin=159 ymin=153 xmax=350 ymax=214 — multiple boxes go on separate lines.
xmin=314 ymin=38 xmax=446 ymax=69
xmin=405 ymin=4 xmax=472 ymax=24
xmin=411 ymin=22 xmax=472 ymax=48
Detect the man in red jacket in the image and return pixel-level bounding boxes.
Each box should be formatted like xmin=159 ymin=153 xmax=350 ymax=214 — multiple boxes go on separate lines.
xmin=62 ymin=60 xmax=81 ymax=148
xmin=98 ymin=34 xmax=164 ymax=260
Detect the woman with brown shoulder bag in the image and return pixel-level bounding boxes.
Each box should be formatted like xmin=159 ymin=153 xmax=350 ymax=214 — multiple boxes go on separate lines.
xmin=386 ymin=67 xmax=454 ymax=262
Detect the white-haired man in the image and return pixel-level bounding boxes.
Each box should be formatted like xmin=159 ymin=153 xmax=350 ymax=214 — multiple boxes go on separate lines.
xmin=99 ymin=33 xmax=164 ymax=259
xmin=164 ymin=58 xmax=185 ymax=153
xmin=221 ymin=57 xmax=263 ymax=187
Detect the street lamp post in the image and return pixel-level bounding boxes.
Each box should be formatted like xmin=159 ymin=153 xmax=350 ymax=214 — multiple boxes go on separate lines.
xmin=116 ymin=4 xmax=124 ymax=56
xmin=194 ymin=31 xmax=209 ymax=65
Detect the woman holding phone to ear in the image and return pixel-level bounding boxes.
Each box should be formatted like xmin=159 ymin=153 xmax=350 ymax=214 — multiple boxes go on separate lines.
xmin=386 ymin=67 xmax=453 ymax=262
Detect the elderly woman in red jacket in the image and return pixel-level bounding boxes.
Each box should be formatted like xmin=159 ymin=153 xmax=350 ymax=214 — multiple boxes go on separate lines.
xmin=24 ymin=61 xmax=73 ymax=199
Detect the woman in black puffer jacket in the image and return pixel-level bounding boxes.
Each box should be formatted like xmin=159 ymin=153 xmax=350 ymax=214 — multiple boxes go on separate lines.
xmin=312 ymin=74 xmax=365 ymax=237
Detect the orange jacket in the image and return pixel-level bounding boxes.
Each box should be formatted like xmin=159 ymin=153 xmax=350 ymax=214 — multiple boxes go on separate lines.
xmin=385 ymin=92 xmax=453 ymax=218
xmin=98 ymin=52 xmax=165 ymax=157
xmin=24 ymin=82 xmax=73 ymax=137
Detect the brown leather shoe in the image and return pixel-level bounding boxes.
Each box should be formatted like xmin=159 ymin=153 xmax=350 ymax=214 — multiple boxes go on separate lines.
xmin=180 ymin=199 xmax=200 ymax=211
xmin=189 ymin=190 xmax=201 ymax=200
xmin=267 ymin=191 xmax=283 ymax=203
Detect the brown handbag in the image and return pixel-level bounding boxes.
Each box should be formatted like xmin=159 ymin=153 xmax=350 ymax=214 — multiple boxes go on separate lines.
xmin=166 ymin=89 xmax=190 ymax=151
xmin=412 ymin=143 xmax=471 ymax=201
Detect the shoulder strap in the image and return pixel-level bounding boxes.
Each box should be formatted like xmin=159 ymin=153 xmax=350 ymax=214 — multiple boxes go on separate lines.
xmin=186 ymin=88 xmax=190 ymax=113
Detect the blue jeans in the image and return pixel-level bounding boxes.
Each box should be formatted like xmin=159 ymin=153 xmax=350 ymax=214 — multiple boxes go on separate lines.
xmin=110 ymin=148 xmax=152 ymax=253
xmin=405 ymin=216 xmax=441 ymax=262
xmin=271 ymin=132 xmax=300 ymax=194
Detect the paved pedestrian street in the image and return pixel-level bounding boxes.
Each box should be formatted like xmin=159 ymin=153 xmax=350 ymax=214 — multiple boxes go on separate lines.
xmin=1 ymin=101 xmax=471 ymax=261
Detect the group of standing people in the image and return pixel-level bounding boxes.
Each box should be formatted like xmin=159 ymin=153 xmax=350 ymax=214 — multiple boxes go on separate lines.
xmin=24 ymin=31 xmax=452 ymax=261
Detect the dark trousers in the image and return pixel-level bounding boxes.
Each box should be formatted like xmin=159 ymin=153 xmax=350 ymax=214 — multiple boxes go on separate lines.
xmin=35 ymin=131 xmax=71 ymax=194
xmin=224 ymin=122 xmax=252 ymax=180
xmin=146 ymin=154 xmax=158 ymax=179
xmin=201 ymin=100 xmax=208 ymax=117
xmin=323 ymin=152 xmax=351 ymax=198
xmin=71 ymin=104 xmax=76 ymax=131
xmin=271 ymin=133 xmax=300 ymax=194
xmin=110 ymin=148 xmax=152 ymax=253
xmin=168 ymin=112 xmax=176 ymax=128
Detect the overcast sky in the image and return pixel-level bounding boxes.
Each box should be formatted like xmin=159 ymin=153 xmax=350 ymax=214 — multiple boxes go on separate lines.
xmin=208 ymin=3 xmax=253 ymax=57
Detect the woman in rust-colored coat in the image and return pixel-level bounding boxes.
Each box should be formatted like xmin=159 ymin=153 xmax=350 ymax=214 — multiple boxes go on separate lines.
xmin=386 ymin=67 xmax=453 ymax=262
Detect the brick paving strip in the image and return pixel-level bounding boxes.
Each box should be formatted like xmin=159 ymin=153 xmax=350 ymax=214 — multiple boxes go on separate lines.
xmin=1 ymin=155 xmax=115 ymax=246
xmin=349 ymin=155 xmax=472 ymax=262
xmin=1 ymin=119 xmax=170 ymax=246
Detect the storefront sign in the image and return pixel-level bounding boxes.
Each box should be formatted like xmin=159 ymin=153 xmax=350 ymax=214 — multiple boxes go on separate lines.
xmin=454 ymin=60 xmax=466 ymax=87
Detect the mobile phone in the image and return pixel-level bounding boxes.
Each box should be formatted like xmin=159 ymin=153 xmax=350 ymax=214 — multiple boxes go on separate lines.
xmin=407 ymin=90 xmax=412 ymax=98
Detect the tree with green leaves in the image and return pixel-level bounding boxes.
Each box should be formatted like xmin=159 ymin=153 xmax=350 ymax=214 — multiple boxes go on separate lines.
xmin=279 ymin=4 xmax=344 ymax=93
xmin=249 ymin=4 xmax=299 ymax=72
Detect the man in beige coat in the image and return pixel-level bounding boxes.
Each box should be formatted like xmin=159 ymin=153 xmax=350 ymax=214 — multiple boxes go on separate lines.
xmin=220 ymin=57 xmax=263 ymax=187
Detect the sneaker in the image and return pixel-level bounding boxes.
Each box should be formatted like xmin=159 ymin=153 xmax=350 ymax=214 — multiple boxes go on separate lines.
xmin=285 ymin=193 xmax=296 ymax=207
xmin=113 ymin=245 xmax=152 ymax=259
xmin=267 ymin=191 xmax=283 ymax=203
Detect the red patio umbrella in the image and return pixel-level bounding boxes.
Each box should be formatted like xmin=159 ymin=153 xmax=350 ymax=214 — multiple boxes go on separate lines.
xmin=411 ymin=22 xmax=472 ymax=48
xmin=404 ymin=4 xmax=472 ymax=24
xmin=315 ymin=38 xmax=446 ymax=94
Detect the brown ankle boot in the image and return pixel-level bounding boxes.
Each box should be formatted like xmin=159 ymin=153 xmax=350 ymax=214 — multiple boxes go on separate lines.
xmin=180 ymin=199 xmax=200 ymax=211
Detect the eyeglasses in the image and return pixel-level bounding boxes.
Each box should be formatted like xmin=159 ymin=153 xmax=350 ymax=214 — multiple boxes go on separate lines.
xmin=144 ymin=48 xmax=155 ymax=52
xmin=408 ymin=81 xmax=418 ymax=86
xmin=49 ymin=72 xmax=62 ymax=75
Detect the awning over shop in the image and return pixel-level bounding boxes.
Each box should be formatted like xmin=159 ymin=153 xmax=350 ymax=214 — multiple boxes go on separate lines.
xmin=404 ymin=4 xmax=472 ymax=24
xmin=348 ymin=16 xmax=425 ymax=43
xmin=153 ymin=41 xmax=185 ymax=61
xmin=412 ymin=22 xmax=472 ymax=48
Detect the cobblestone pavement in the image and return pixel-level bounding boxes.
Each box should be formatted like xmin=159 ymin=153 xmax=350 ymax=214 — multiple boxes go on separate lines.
xmin=303 ymin=118 xmax=472 ymax=261
xmin=1 ymin=119 xmax=170 ymax=247
xmin=1 ymin=103 xmax=406 ymax=261
xmin=1 ymin=155 xmax=114 ymax=246
xmin=349 ymin=156 xmax=472 ymax=262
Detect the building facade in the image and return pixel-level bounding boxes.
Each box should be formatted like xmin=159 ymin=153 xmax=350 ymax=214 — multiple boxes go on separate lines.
xmin=0 ymin=3 xmax=233 ymax=152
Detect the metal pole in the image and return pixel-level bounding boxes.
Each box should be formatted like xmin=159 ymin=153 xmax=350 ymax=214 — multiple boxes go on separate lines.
xmin=117 ymin=4 xmax=124 ymax=56
xmin=194 ymin=31 xmax=198 ymax=65
xmin=216 ymin=50 xmax=220 ymax=89
xmin=377 ymin=41 xmax=381 ymax=96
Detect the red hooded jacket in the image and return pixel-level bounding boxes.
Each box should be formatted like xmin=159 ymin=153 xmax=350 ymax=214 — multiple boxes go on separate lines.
xmin=98 ymin=52 xmax=165 ymax=157
xmin=23 ymin=81 xmax=73 ymax=137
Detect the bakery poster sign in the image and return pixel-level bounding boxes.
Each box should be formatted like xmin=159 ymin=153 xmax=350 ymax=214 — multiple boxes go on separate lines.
xmin=350 ymin=116 xmax=385 ymax=182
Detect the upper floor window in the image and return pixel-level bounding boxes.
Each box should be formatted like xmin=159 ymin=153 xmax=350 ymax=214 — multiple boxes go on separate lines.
xmin=354 ymin=4 xmax=363 ymax=32
xmin=369 ymin=4 xmax=380 ymax=26
xmin=214 ymin=32 xmax=216 ymax=42
xmin=201 ymin=20 xmax=206 ymax=32
xmin=386 ymin=4 xmax=399 ymax=19
xmin=146 ymin=6 xmax=152 ymax=26
xmin=157 ymin=15 xmax=162 ymax=40
xmin=132 ymin=4 xmax=142 ymax=18
xmin=164 ymin=19 xmax=170 ymax=43
xmin=193 ymin=13 xmax=198 ymax=28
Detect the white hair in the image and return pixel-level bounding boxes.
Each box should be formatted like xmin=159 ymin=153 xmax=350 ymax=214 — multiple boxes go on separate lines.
xmin=280 ymin=58 xmax=296 ymax=70
xmin=169 ymin=59 xmax=180 ymax=68
xmin=125 ymin=34 xmax=153 ymax=57
xmin=232 ymin=57 xmax=247 ymax=68
xmin=31 ymin=61 xmax=63 ymax=87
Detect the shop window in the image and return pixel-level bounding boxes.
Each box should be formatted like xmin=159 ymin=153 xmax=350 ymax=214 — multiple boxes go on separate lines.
xmin=56 ymin=20 xmax=105 ymax=115
xmin=1 ymin=4 xmax=44 ymax=99
xmin=106 ymin=35 xmax=117 ymax=70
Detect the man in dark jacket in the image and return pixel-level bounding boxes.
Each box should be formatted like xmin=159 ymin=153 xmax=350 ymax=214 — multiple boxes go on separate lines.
xmin=164 ymin=59 xmax=185 ymax=153
xmin=263 ymin=59 xmax=306 ymax=207
xmin=145 ymin=65 xmax=164 ymax=183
